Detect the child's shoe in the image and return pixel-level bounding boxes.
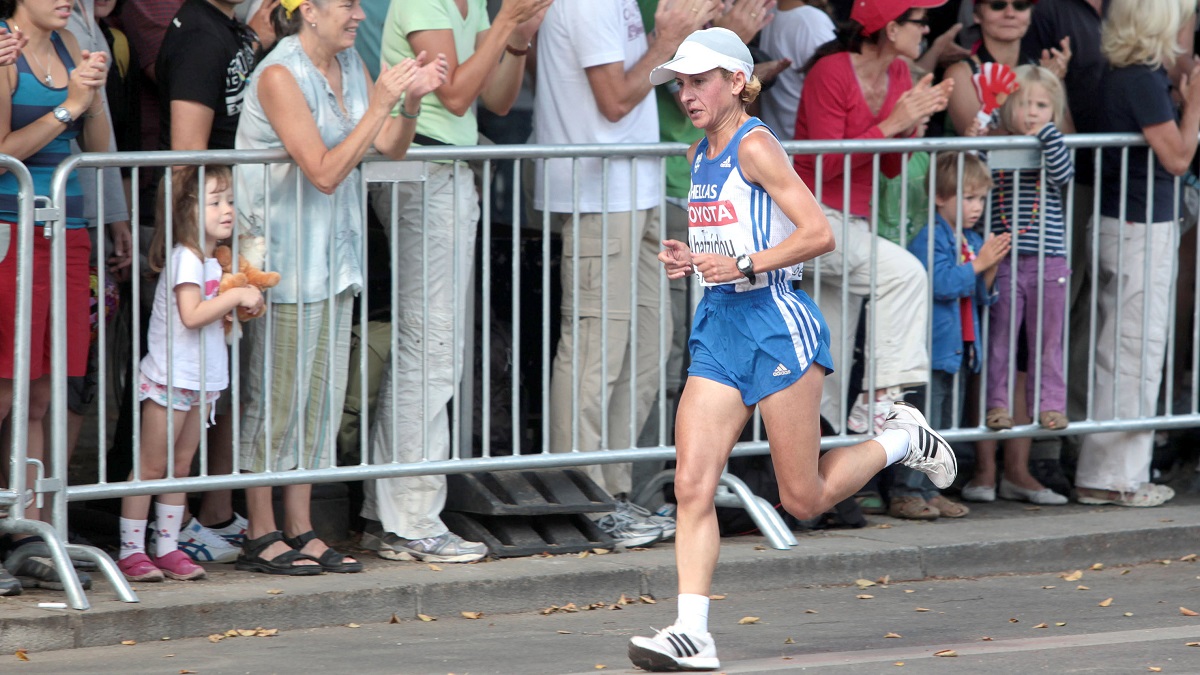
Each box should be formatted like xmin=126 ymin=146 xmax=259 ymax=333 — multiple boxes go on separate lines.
xmin=118 ymin=553 xmax=164 ymax=582
xmin=152 ymin=550 xmax=207 ymax=580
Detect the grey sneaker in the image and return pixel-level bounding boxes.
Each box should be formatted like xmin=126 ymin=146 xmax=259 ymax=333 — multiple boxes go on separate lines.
xmin=364 ymin=526 xmax=488 ymax=563
xmin=595 ymin=508 xmax=663 ymax=548
xmin=883 ymin=401 xmax=958 ymax=489
xmin=616 ymin=499 xmax=676 ymax=540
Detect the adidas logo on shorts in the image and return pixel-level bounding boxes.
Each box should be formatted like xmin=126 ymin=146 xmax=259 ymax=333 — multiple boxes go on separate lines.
xmin=772 ymin=363 xmax=792 ymax=377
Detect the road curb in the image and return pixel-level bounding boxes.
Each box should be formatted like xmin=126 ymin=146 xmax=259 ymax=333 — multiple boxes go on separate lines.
xmin=3 ymin=502 xmax=1198 ymax=652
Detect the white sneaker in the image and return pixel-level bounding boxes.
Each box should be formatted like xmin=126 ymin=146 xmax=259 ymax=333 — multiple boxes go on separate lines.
xmin=172 ymin=518 xmax=241 ymax=564
xmin=882 ymin=401 xmax=958 ymax=489
xmin=848 ymin=386 xmax=909 ymax=435
xmin=628 ymin=624 xmax=720 ymax=671
xmin=207 ymin=513 xmax=248 ymax=547
xmin=595 ymin=508 xmax=663 ymax=548
xmin=615 ymin=499 xmax=676 ymax=540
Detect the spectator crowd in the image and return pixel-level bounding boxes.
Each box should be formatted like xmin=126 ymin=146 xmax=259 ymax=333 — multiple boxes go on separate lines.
xmin=0 ymin=0 xmax=1197 ymax=600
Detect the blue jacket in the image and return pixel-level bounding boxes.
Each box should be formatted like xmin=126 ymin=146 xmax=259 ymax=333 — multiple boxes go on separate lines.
xmin=908 ymin=215 xmax=997 ymax=374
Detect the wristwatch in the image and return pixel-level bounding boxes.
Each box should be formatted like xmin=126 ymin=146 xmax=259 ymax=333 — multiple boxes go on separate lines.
xmin=735 ymin=254 xmax=756 ymax=284
xmin=52 ymin=106 xmax=73 ymax=124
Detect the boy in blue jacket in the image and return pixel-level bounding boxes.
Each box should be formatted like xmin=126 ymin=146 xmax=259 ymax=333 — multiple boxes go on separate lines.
xmin=888 ymin=153 xmax=1010 ymax=520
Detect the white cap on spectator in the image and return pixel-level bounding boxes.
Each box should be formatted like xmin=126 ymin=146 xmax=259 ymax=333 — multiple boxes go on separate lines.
xmin=649 ymin=28 xmax=752 ymax=86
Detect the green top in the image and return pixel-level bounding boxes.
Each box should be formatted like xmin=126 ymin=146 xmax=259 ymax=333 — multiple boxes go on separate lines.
xmin=876 ymin=151 xmax=932 ymax=247
xmin=637 ymin=0 xmax=702 ymax=199
xmin=381 ymin=0 xmax=490 ymax=146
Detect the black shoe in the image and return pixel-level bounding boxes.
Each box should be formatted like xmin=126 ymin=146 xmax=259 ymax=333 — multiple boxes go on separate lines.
xmin=1030 ymin=458 xmax=1072 ymax=497
xmin=0 ymin=565 xmax=22 ymax=596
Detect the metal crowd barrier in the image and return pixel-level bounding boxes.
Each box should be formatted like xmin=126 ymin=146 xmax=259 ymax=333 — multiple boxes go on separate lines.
xmin=19 ymin=133 xmax=1195 ymax=608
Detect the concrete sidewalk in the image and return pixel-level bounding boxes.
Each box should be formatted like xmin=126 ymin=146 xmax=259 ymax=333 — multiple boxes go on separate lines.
xmin=2 ymin=495 xmax=1199 ymax=653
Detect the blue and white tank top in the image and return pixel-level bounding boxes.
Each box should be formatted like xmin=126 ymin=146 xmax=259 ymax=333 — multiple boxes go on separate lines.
xmin=0 ymin=24 xmax=85 ymax=228
xmin=689 ymin=117 xmax=800 ymax=294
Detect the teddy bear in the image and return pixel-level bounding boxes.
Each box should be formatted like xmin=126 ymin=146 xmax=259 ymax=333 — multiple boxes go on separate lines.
xmin=215 ymin=244 xmax=280 ymax=328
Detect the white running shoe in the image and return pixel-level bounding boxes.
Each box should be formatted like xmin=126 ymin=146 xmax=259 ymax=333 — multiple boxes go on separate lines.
xmin=615 ymin=499 xmax=676 ymax=540
xmin=595 ymin=509 xmax=662 ymax=549
xmin=882 ymin=401 xmax=958 ymax=489
xmin=628 ymin=624 xmax=720 ymax=671
xmin=172 ymin=518 xmax=241 ymax=564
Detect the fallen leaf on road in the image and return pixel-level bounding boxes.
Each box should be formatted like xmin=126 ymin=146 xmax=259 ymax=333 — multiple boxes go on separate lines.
xmin=180 ymin=670 xmax=197 ymax=674
xmin=595 ymin=665 xmax=606 ymax=669
xmin=256 ymin=629 xmax=279 ymax=637
xmin=1077 ymin=586 xmax=1090 ymax=591
xmin=1042 ymin=586 xmax=1056 ymax=589
xmin=266 ymin=589 xmax=283 ymax=595
xmin=856 ymin=594 xmax=874 ymax=600
xmin=15 ymin=650 xmax=29 ymax=661
xmin=1124 ymin=613 xmax=1134 ymax=617
xmin=1091 ymin=563 xmax=1104 ymax=571
xmin=428 ymin=564 xmax=442 ymax=572
xmin=578 ymin=551 xmax=590 ymax=559
xmin=121 ymin=641 xmax=136 ymax=646
xmin=856 ymin=579 xmax=876 ymax=588
xmin=709 ymin=594 xmax=726 ymax=600
xmin=1160 ymin=560 xmax=1172 ymax=565
xmin=1186 ymin=642 xmax=1200 ymax=647
xmin=1181 ymin=607 xmax=1198 ymax=617
xmin=609 ymin=604 xmax=623 ymax=611
xmin=885 ymin=632 xmax=902 ymax=638
xmin=1149 ymin=668 xmax=1162 ymax=672
xmin=207 ymin=635 xmax=223 ymax=643
xmin=934 ymin=649 xmax=957 ymax=657
xmin=1181 ymin=554 xmax=1197 ymax=562
xmin=1121 ymin=570 xmax=1131 ymax=575
xmin=1034 ymin=623 xmax=1048 ymax=628
xmin=1009 ymin=618 xmax=1019 ymax=623
xmin=915 ymin=608 xmax=930 ymax=612
xmin=981 ymin=637 xmax=994 ymax=641
xmin=784 ymin=637 xmax=795 ymax=644
xmin=418 ymin=614 xmax=436 ymax=622
xmin=238 ymin=629 xmax=258 ymax=636
xmin=804 ymin=609 xmax=818 ymax=614
xmin=895 ymin=662 xmax=904 ymax=666
xmin=561 ymin=603 xmax=579 ymax=613
xmin=876 ymin=524 xmax=892 ymax=529
xmin=738 ymin=617 xmax=761 ymax=625
xmin=616 ymin=594 xmax=632 ymax=606
xmin=878 ymin=575 xmax=891 ymax=585
xmin=587 ymin=602 xmax=606 ymax=610
xmin=592 ymin=548 xmax=610 ymax=555
xmin=1063 ymin=570 xmax=1083 ymax=582
xmin=1099 ymin=598 xmax=1114 ymax=607
xmin=557 ymin=630 xmax=572 ymax=634
xmin=904 ymin=590 xmax=915 ymax=594
xmin=461 ymin=612 xmax=483 ymax=620
xmin=754 ymin=545 xmax=767 ymax=550
xmin=390 ymin=614 xmax=400 ymax=624
xmin=1056 ymin=622 xmax=1066 ymax=626
xmin=161 ymin=637 xmax=171 ymax=641
xmin=639 ymin=596 xmax=657 ymax=604
xmin=224 ymin=630 xmax=238 ymax=637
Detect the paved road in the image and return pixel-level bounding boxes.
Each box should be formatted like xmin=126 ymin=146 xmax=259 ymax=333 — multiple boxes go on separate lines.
xmin=12 ymin=558 xmax=1200 ymax=674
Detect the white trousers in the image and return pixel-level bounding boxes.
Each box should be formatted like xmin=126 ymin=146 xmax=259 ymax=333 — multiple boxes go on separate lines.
xmin=360 ymin=162 xmax=480 ymax=539
xmin=1075 ymin=217 xmax=1178 ymax=493
xmin=547 ymin=208 xmax=669 ymax=497
xmin=801 ymin=207 xmax=930 ymax=433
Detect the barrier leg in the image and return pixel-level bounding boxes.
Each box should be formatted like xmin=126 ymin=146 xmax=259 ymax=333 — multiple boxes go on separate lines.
xmin=0 ymin=519 xmax=89 ymax=610
xmin=631 ymin=468 xmax=797 ymax=550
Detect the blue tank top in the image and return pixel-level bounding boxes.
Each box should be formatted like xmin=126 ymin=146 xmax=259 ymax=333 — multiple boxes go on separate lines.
xmin=689 ymin=117 xmax=801 ymax=295
xmin=0 ymin=24 xmax=86 ymax=228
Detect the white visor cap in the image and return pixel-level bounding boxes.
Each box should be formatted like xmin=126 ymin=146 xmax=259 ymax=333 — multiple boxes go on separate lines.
xmin=649 ymin=27 xmax=753 ymax=86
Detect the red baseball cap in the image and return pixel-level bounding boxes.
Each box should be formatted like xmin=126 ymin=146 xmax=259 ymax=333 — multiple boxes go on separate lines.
xmin=851 ymin=0 xmax=948 ymax=36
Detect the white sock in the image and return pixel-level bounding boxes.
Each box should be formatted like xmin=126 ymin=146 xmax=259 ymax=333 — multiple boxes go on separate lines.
xmin=876 ymin=428 xmax=911 ymax=466
xmin=676 ymin=593 xmax=710 ymax=635
xmin=118 ymin=517 xmax=147 ymax=561
xmin=154 ymin=503 xmax=186 ymax=558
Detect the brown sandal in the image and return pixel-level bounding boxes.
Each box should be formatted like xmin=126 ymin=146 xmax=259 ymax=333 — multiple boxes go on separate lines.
xmin=1039 ymin=410 xmax=1069 ymax=430
xmin=986 ymin=407 xmax=1013 ymax=430
xmin=888 ymin=496 xmax=939 ymax=520
xmin=927 ymin=495 xmax=970 ymax=518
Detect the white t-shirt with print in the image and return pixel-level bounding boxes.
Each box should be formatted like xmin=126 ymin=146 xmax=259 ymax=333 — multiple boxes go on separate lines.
xmin=140 ymin=245 xmax=228 ymax=393
xmin=533 ymin=0 xmax=660 ymax=213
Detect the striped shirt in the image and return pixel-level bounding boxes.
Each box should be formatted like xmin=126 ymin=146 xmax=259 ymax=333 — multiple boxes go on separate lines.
xmin=0 ymin=25 xmax=86 ymax=227
xmin=988 ymin=122 xmax=1074 ymax=257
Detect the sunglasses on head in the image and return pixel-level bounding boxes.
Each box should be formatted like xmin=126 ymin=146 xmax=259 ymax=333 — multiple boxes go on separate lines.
xmin=986 ymin=0 xmax=1034 ymax=11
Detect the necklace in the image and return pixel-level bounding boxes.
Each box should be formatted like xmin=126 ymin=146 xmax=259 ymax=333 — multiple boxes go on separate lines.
xmin=25 ymin=42 xmax=56 ymax=86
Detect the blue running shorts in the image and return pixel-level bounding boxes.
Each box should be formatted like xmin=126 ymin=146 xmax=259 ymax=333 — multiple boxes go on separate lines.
xmin=687 ymin=284 xmax=834 ymax=406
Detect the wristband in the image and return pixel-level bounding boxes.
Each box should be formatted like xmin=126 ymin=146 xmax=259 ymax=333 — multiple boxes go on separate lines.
xmin=505 ymin=43 xmax=530 ymax=57
xmin=399 ymin=107 xmax=420 ymax=120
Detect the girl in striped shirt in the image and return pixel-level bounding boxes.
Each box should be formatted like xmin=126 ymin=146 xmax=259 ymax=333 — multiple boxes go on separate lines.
xmin=984 ymin=65 xmax=1074 ymax=433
